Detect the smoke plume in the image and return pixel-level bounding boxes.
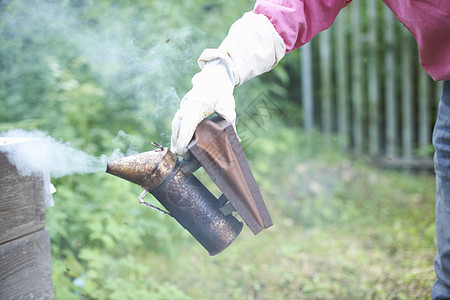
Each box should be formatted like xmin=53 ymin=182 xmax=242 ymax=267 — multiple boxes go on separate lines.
xmin=0 ymin=129 xmax=128 ymax=178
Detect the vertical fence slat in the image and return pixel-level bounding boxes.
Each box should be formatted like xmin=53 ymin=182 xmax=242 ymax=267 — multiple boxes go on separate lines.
xmin=335 ymin=12 xmax=349 ymax=150
xmin=384 ymin=7 xmax=397 ymax=158
xmin=301 ymin=43 xmax=314 ymax=131
xmin=401 ymin=28 xmax=413 ymax=159
xmin=368 ymin=0 xmax=380 ymax=156
xmin=351 ymin=1 xmax=363 ymax=154
xmin=418 ymin=68 xmax=430 ymax=151
xmin=319 ymin=30 xmax=333 ymax=135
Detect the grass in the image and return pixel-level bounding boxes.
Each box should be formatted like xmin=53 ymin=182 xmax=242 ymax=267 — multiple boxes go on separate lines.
xmin=47 ymin=124 xmax=437 ymax=299
xmin=143 ymin=126 xmax=437 ymax=299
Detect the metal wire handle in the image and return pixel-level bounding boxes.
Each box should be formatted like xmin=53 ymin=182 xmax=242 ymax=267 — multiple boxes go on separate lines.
xmin=138 ymin=190 xmax=172 ymax=217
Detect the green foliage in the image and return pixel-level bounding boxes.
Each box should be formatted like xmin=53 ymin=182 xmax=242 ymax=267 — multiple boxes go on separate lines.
xmin=48 ymin=172 xmax=194 ymax=298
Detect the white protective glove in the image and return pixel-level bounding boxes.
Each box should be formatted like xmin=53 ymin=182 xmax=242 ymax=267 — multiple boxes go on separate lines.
xmin=171 ymin=11 xmax=286 ymax=156
xmin=170 ymin=58 xmax=236 ymax=156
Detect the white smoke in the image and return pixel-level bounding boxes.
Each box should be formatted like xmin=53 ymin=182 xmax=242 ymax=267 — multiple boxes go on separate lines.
xmin=2 ymin=0 xmax=204 ymax=145
xmin=0 ymin=2 xmax=208 ymax=177
xmin=0 ymin=129 xmax=110 ymax=178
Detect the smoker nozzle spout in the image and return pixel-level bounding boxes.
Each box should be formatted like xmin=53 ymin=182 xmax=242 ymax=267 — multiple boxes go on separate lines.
xmin=106 ymin=147 xmax=178 ymax=192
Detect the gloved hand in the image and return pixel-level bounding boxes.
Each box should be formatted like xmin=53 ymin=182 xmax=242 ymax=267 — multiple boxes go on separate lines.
xmin=170 ymin=58 xmax=237 ymax=156
xmin=171 ymin=11 xmax=286 ymax=156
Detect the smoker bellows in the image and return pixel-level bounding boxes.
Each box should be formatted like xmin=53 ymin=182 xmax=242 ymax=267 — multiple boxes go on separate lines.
xmin=106 ymin=116 xmax=272 ymax=255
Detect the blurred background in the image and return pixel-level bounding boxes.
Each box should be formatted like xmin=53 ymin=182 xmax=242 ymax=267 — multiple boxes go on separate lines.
xmin=0 ymin=0 xmax=439 ymax=298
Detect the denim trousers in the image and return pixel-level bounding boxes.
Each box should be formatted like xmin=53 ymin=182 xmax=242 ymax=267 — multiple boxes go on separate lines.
xmin=433 ymin=81 xmax=450 ymax=299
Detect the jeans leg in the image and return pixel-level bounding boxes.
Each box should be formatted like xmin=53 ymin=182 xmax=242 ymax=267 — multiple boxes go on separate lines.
xmin=432 ymin=81 xmax=450 ymax=299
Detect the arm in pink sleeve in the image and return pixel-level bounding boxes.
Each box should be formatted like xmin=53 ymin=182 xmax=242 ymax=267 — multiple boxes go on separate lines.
xmin=254 ymin=0 xmax=352 ymax=52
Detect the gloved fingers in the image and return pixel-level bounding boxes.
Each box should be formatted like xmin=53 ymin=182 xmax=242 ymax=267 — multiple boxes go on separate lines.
xmin=171 ymin=58 xmax=236 ymax=156
xmin=171 ymin=101 xmax=213 ymax=156
xmin=170 ymin=109 xmax=183 ymax=154
xmin=214 ymin=95 xmax=241 ymax=141
xmin=173 ymin=116 xmax=198 ymax=156
xmin=214 ymin=95 xmax=236 ymax=127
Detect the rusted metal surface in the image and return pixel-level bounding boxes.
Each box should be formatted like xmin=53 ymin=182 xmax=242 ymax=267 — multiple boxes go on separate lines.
xmin=152 ymin=166 xmax=243 ymax=255
xmin=106 ymin=147 xmax=177 ymax=192
xmin=188 ymin=116 xmax=273 ymax=234
xmin=106 ymin=146 xmax=243 ymax=256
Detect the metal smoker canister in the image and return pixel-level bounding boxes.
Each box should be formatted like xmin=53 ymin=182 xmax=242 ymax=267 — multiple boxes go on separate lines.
xmin=106 ymin=147 xmax=243 ymax=255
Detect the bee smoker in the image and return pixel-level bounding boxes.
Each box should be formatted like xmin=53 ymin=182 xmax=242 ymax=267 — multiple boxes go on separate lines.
xmin=106 ymin=117 xmax=272 ymax=255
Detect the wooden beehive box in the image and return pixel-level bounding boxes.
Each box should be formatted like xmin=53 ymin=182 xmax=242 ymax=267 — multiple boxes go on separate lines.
xmin=0 ymin=138 xmax=54 ymax=299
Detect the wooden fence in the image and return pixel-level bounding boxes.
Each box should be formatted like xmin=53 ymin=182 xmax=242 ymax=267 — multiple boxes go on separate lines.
xmin=0 ymin=140 xmax=54 ymax=299
xmin=299 ymin=0 xmax=443 ymax=169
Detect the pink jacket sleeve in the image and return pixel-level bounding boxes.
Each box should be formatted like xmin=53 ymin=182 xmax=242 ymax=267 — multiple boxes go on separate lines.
xmin=254 ymin=0 xmax=450 ymax=80
xmin=253 ymin=0 xmax=352 ymax=52
xmin=383 ymin=0 xmax=450 ymax=81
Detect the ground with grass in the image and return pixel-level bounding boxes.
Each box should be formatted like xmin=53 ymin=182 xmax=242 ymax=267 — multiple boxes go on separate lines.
xmin=48 ymin=126 xmax=437 ymax=299
xmin=140 ymin=127 xmax=437 ymax=299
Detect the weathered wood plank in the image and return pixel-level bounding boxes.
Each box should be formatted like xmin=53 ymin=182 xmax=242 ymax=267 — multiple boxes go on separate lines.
xmin=301 ymin=42 xmax=314 ymax=131
xmin=401 ymin=28 xmax=413 ymax=159
xmin=381 ymin=157 xmax=434 ymax=170
xmin=0 ymin=153 xmax=46 ymax=245
xmin=319 ymin=29 xmax=333 ymax=135
xmin=418 ymin=67 xmax=431 ymax=151
xmin=368 ymin=0 xmax=380 ymax=156
xmin=0 ymin=230 xmax=54 ymax=299
xmin=335 ymin=12 xmax=349 ymax=150
xmin=351 ymin=0 xmax=363 ymax=154
xmin=384 ymin=6 xmax=397 ymax=158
